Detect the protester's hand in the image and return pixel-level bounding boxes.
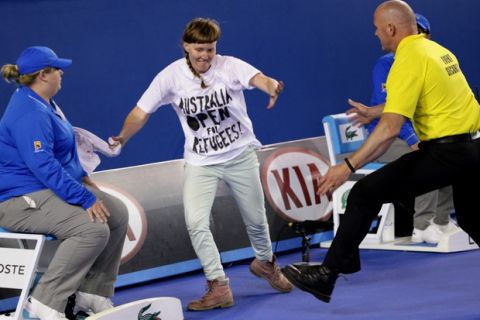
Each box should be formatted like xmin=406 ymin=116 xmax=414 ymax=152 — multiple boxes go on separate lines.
xmin=108 ymin=135 xmax=124 ymax=146
xmin=108 ymin=136 xmax=124 ymax=155
xmin=345 ymin=99 xmax=375 ymax=126
xmin=266 ymin=80 xmax=284 ymax=109
xmin=86 ymin=200 xmax=110 ymax=224
xmin=316 ymin=163 xmax=351 ymax=196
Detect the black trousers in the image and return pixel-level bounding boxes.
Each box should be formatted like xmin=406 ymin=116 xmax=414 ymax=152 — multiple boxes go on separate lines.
xmin=324 ymin=139 xmax=480 ymax=274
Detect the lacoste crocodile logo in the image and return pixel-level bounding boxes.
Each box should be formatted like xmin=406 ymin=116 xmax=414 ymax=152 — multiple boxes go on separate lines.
xmin=341 ymin=189 xmax=351 ymax=210
xmin=344 ymin=126 xmax=358 ymax=140
xmin=138 ymin=303 xmax=161 ymax=320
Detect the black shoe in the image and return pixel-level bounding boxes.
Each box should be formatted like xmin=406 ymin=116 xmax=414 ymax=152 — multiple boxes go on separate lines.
xmin=281 ymin=264 xmax=338 ymax=303
xmin=64 ymin=294 xmax=89 ymax=320
xmin=290 ymin=262 xmax=322 ymax=272
xmin=65 ymin=294 xmax=76 ymax=320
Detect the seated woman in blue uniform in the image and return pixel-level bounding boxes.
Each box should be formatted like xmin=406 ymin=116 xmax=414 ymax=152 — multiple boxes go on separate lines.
xmin=0 ymin=46 xmax=129 ymax=320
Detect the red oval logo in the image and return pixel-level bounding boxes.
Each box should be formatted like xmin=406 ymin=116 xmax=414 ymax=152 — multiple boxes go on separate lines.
xmin=261 ymin=147 xmax=332 ymax=222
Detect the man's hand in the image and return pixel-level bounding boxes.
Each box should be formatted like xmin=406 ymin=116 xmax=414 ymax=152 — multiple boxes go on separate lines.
xmin=346 ymin=99 xmax=384 ymax=126
xmin=316 ymin=163 xmax=352 ymax=196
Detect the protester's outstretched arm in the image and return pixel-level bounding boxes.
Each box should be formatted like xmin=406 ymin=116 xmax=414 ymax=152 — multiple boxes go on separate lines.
xmin=110 ymin=106 xmax=150 ymax=147
xmin=249 ymin=73 xmax=284 ymax=109
xmin=346 ymin=99 xmax=384 ymax=126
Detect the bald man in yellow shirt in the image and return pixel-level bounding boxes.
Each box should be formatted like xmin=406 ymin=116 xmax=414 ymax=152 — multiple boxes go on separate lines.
xmin=282 ymin=0 xmax=480 ymax=303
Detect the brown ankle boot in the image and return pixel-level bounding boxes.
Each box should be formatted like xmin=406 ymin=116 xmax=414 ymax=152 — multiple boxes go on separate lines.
xmin=250 ymin=255 xmax=293 ymax=292
xmin=187 ymin=278 xmax=234 ymax=311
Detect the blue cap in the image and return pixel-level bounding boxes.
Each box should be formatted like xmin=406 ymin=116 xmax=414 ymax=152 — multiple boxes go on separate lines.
xmin=16 ymin=46 xmax=72 ymax=75
xmin=415 ymin=13 xmax=431 ymax=34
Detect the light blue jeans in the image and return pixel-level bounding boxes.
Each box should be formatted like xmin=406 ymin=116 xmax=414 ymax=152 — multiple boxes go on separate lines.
xmin=183 ymin=147 xmax=273 ymax=280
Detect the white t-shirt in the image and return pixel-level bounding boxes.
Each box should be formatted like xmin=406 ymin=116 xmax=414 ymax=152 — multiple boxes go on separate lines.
xmin=137 ymin=55 xmax=262 ymax=166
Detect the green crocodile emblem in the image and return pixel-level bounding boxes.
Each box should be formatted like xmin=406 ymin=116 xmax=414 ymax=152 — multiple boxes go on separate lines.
xmin=138 ymin=303 xmax=161 ymax=320
xmin=344 ymin=125 xmax=358 ymax=140
xmin=341 ymin=189 xmax=351 ymax=210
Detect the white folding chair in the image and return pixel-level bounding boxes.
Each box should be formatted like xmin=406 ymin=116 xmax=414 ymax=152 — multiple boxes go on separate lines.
xmin=322 ymin=113 xmax=395 ymax=245
xmin=0 ymin=227 xmax=47 ymax=320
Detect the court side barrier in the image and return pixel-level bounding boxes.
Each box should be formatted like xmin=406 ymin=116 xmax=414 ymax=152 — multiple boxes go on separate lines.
xmin=85 ymin=297 xmax=183 ymax=320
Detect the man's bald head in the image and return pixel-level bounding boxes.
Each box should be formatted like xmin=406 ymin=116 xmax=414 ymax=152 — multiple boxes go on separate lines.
xmin=376 ymin=0 xmax=416 ymax=27
xmin=374 ymin=0 xmax=418 ymax=52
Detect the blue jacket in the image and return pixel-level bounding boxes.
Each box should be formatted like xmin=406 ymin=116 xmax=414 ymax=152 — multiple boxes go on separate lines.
xmin=0 ymin=86 xmax=96 ymax=209
xmin=367 ymin=53 xmax=419 ymax=147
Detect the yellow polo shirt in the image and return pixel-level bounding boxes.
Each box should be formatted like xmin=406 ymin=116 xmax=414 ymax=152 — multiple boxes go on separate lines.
xmin=384 ymin=34 xmax=480 ymax=140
